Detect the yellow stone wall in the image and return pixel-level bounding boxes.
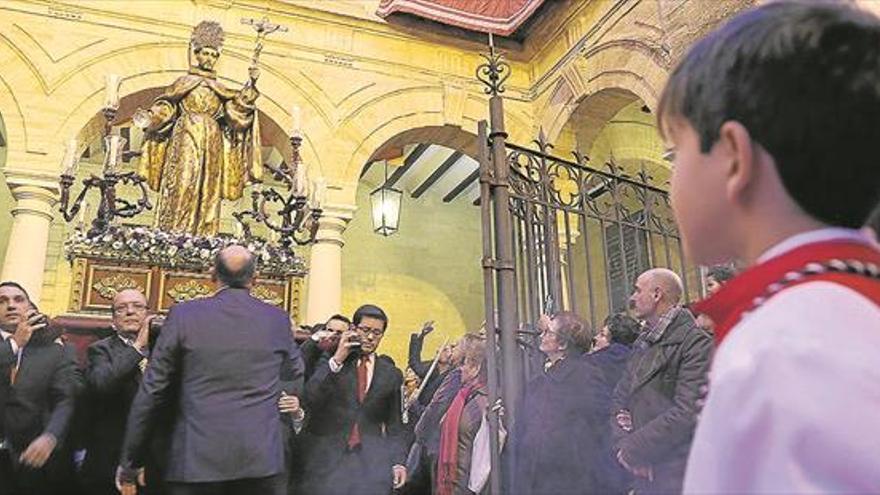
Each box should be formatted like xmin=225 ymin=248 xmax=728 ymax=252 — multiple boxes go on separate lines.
xmin=0 ymin=0 xmax=755 ymax=354
xmin=340 ymin=175 xmax=483 ymax=366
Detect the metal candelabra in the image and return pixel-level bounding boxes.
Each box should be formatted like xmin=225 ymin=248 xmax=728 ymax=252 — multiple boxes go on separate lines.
xmin=58 ymin=106 xmax=152 ymax=236
xmin=233 ymin=133 xmax=323 ymax=249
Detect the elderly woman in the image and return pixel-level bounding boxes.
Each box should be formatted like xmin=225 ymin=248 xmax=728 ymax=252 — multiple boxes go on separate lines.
xmin=509 ymin=311 xmax=611 ymax=495
xmin=435 ymin=334 xmax=489 ymax=495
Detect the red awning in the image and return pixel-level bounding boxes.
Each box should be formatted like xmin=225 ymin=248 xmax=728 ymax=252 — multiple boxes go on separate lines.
xmin=377 ymin=0 xmax=546 ymax=36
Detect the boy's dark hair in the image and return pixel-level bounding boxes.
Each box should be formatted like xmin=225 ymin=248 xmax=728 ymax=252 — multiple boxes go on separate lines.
xmin=658 ymin=1 xmax=880 ymax=228
xmin=352 ymin=304 xmax=388 ymax=331
xmin=213 ymin=248 xmax=256 ymax=288
xmin=707 ymin=265 xmax=736 ymax=284
xmin=603 ymin=313 xmax=640 ymax=347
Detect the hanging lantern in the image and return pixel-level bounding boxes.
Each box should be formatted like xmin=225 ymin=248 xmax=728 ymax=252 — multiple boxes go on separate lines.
xmin=370 ymin=160 xmax=403 ymax=236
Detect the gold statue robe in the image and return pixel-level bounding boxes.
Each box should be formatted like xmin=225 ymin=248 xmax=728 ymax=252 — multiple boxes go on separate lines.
xmin=138 ymin=69 xmax=262 ymax=236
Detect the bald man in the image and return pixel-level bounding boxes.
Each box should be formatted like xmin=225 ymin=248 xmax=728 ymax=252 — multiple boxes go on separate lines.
xmin=118 ymin=246 xmax=303 ymax=495
xmin=610 ymin=268 xmax=712 ymax=494
xmin=83 ymin=288 xmax=164 ymax=495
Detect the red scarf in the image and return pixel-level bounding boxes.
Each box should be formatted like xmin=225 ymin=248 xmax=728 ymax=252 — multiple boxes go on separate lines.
xmin=436 ymin=383 xmax=475 ymax=495
xmin=693 ymin=239 xmax=880 ymax=345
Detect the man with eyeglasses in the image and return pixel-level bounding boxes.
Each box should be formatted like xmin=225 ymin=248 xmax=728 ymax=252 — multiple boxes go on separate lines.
xmin=302 ymin=304 xmax=407 ymax=495
xmin=82 ymin=288 xmax=166 ymax=495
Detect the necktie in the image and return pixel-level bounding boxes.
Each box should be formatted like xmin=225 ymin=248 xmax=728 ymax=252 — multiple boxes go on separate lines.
xmin=5 ymin=337 xmax=20 ymax=385
xmin=347 ymin=357 xmax=369 ymax=450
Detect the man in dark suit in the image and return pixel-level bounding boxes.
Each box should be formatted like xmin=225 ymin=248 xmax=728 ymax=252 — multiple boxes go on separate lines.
xmin=0 ymin=281 xmax=78 ymax=495
xmin=611 ymin=268 xmax=712 ymax=494
xmin=81 ymin=288 xmax=166 ymax=495
xmin=302 ymin=304 xmax=407 ymax=494
xmin=117 ymin=245 xmax=304 ymax=495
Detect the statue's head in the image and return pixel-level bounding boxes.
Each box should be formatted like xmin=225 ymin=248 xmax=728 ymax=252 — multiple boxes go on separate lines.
xmin=190 ymin=21 xmax=224 ymax=72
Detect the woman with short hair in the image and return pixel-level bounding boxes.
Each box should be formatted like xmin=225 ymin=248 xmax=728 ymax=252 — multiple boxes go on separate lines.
xmin=509 ymin=311 xmax=611 ymax=495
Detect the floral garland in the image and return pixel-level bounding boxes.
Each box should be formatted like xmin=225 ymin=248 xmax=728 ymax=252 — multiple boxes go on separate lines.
xmin=64 ymin=224 xmax=307 ymax=277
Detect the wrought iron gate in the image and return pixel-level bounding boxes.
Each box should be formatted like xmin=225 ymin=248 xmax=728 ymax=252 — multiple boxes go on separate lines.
xmin=504 ymin=140 xmax=699 ymax=330
xmin=475 ymin=37 xmax=700 ymax=495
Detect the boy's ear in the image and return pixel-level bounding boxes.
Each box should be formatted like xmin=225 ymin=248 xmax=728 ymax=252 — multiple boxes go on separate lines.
xmin=717 ymin=121 xmax=757 ymax=203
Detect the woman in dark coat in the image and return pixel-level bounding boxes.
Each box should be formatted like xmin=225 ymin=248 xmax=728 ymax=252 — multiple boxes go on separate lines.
xmin=509 ymin=311 xmax=611 ymax=495
xmin=585 ymin=312 xmax=641 ymax=493
xmin=589 ymin=312 xmax=640 ymax=390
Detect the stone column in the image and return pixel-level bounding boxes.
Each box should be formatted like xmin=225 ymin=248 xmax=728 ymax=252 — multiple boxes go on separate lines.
xmin=1 ymin=171 xmax=59 ymax=304
xmin=305 ymin=204 xmax=355 ymax=324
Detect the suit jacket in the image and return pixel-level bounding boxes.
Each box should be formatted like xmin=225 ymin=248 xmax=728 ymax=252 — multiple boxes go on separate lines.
xmin=82 ymin=335 xmax=166 ymax=490
xmin=611 ymin=309 xmax=712 ymax=494
xmin=119 ymin=288 xmax=303 ymax=483
xmin=0 ymin=333 xmax=77 ymax=453
xmin=302 ymin=353 xmax=405 ymax=493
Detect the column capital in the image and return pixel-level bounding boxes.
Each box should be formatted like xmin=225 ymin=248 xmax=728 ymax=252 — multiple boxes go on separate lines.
xmin=315 ymin=203 xmax=356 ymax=247
xmin=2 ymin=168 xmax=60 ymax=222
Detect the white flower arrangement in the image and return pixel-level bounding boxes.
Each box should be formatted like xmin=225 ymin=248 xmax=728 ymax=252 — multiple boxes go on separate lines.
xmin=64 ymin=224 xmax=307 ymax=277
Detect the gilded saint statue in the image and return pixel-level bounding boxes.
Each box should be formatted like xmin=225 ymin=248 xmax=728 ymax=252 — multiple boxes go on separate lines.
xmin=134 ymin=21 xmax=262 ymax=236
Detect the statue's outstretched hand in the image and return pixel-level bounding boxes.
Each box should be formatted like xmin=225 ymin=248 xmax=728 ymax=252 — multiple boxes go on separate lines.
xmin=132 ymin=109 xmax=151 ymax=129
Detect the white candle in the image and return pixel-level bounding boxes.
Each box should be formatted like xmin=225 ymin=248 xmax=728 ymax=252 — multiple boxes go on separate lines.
xmin=234 ymin=221 xmax=243 ymax=238
xmin=62 ymin=138 xmax=79 ymax=175
xmin=78 ymin=201 xmax=90 ymax=227
xmin=294 ymin=164 xmax=307 ymax=196
xmin=291 ymin=105 xmax=302 ymax=135
xmin=104 ymin=74 xmax=121 ymax=109
xmin=105 ymin=135 xmax=120 ymax=173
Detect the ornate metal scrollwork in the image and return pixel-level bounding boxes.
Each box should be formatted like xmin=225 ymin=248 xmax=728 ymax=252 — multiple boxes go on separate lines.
xmin=476 ymin=36 xmax=511 ymax=96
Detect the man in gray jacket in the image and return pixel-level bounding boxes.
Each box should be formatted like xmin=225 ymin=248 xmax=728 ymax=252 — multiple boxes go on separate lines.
xmin=612 ymin=268 xmax=712 ymax=494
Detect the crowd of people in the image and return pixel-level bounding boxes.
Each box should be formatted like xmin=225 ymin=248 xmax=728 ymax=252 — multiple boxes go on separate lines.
xmin=2 ymin=1 xmax=880 ymax=494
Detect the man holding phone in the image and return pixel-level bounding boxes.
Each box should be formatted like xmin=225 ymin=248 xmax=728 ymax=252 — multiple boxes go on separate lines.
xmin=0 ymin=281 xmax=78 ymax=495
xmin=302 ymin=304 xmax=407 ymax=494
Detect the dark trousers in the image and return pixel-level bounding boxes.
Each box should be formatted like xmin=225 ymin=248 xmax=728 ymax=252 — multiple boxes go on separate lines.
xmin=0 ymin=445 xmax=75 ymax=495
xmin=166 ymin=474 xmax=284 ymax=495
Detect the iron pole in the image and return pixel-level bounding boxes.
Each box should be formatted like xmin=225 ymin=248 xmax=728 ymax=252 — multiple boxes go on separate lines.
xmin=488 ymin=94 xmax=521 ymax=425
xmin=477 ymin=120 xmax=503 ymax=495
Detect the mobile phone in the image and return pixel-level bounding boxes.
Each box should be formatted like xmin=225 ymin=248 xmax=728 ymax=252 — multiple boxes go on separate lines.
xmin=28 ymin=303 xmax=49 ymax=327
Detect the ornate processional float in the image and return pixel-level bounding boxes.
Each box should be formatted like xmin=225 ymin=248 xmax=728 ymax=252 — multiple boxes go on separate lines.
xmin=56 ymin=18 xmax=319 ymax=331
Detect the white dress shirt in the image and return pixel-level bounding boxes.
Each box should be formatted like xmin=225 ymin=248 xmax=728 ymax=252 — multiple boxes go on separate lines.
xmin=329 ymin=353 xmax=375 ymax=392
xmin=1 ymin=329 xmax=22 ymax=367
xmin=684 ymin=228 xmax=880 ymax=493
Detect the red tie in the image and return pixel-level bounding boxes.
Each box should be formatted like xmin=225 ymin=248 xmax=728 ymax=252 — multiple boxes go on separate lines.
xmin=347 ymin=357 xmax=369 ymax=449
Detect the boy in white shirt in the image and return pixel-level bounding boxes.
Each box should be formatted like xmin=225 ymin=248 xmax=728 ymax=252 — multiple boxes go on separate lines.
xmin=657 ymin=1 xmax=880 ymax=492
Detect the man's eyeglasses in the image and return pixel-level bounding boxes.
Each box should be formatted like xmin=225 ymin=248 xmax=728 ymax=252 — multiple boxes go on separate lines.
xmin=355 ymin=325 xmax=385 ymax=337
xmin=113 ymin=303 xmax=147 ymax=315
